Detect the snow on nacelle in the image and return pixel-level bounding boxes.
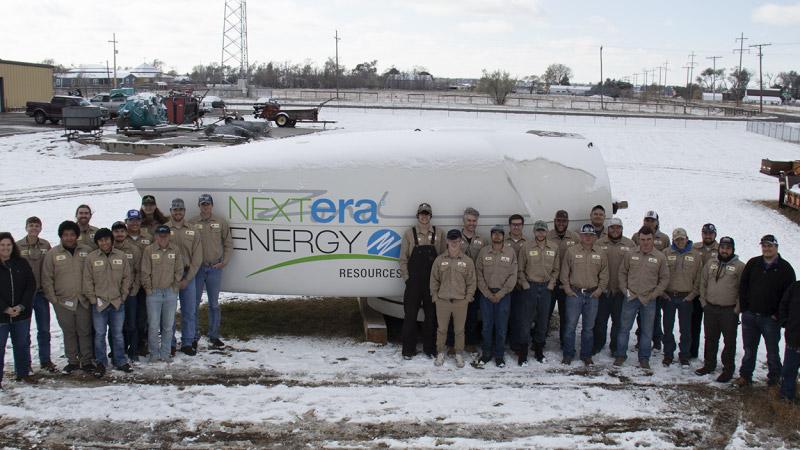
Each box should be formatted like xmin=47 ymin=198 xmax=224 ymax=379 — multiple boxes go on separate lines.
xmin=132 ymin=129 xmax=616 ymax=314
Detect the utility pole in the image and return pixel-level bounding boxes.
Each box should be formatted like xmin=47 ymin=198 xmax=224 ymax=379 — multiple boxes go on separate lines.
xmin=334 ymin=29 xmax=341 ymax=100
xmin=750 ymin=42 xmax=772 ymax=113
xmin=662 ymin=60 xmax=669 ymax=93
xmin=733 ymin=32 xmax=749 ymax=105
xmin=706 ymin=55 xmax=722 ymax=99
xmin=656 ymin=66 xmax=663 ymax=96
xmin=633 ymin=73 xmax=639 ymax=89
xmin=687 ymin=52 xmax=697 ymax=102
xmin=642 ymin=68 xmax=649 ymax=92
xmin=108 ymin=33 xmax=118 ymax=88
xmin=599 ymin=46 xmax=604 ymax=110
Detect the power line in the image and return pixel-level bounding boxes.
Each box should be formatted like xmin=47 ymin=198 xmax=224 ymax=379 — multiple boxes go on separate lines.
xmin=687 ymin=52 xmax=697 ymax=100
xmin=706 ymin=55 xmax=723 ymax=95
xmin=750 ymin=42 xmax=772 ymax=113
xmin=733 ymin=32 xmax=749 ymax=106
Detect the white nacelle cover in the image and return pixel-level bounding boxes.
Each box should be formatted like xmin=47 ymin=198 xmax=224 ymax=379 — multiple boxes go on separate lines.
xmin=132 ymin=129 xmax=613 ymax=297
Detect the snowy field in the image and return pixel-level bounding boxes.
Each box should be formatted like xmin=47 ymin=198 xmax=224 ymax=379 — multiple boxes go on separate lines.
xmin=1 ymin=109 xmax=799 ymax=448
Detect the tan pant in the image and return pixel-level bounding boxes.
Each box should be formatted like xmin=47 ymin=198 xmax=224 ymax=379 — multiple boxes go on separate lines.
xmin=436 ymin=299 xmax=469 ymax=354
xmin=53 ymin=302 xmax=93 ymax=366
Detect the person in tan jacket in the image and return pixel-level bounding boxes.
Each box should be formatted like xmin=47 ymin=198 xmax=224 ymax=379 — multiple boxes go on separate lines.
xmin=41 ymin=220 xmax=94 ymax=374
xmin=399 ymin=202 xmax=446 ymax=360
xmin=189 ymin=193 xmax=233 ymax=349
xmin=614 ymin=226 xmax=670 ymax=370
xmin=141 ymin=225 xmax=183 ymax=362
xmin=124 ymin=208 xmax=151 ymax=359
xmin=506 ymin=213 xmax=529 ymax=357
xmin=660 ymin=228 xmax=703 ymax=367
xmin=16 ymin=216 xmax=56 ymax=372
xmin=690 ymin=222 xmax=719 ymax=359
xmin=474 ymin=225 xmax=518 ymax=368
xmin=458 ymin=207 xmax=484 ymax=349
xmin=516 ymin=220 xmax=560 ymax=364
xmin=560 ymin=224 xmax=609 ymax=366
xmin=695 ymin=237 xmax=745 ymax=383
xmin=112 ymin=221 xmax=143 ymax=362
xmin=547 ymin=209 xmax=580 ymax=348
xmin=83 ymin=228 xmax=133 ymax=377
xmin=75 ymin=204 xmax=99 ymax=251
xmin=430 ymin=229 xmax=476 ymax=368
xmin=166 ymin=198 xmax=204 ymax=356
xmin=631 ymin=210 xmax=671 ymax=351
xmin=593 ymin=218 xmax=636 ymax=357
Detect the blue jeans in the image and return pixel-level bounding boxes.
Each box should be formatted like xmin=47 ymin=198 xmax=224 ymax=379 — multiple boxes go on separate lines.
xmin=31 ymin=292 xmax=52 ymax=365
xmin=740 ymin=311 xmax=782 ymax=381
xmin=662 ymin=295 xmax=694 ymax=359
xmin=780 ymin=346 xmax=800 ymax=400
xmin=636 ymin=298 xmax=664 ymax=346
xmin=124 ymin=294 xmax=139 ymax=359
xmin=528 ymin=283 xmax=552 ymax=348
xmin=173 ymin=272 xmax=198 ymax=348
xmin=92 ymin=304 xmax=127 ymax=368
xmin=563 ymin=291 xmax=599 ymax=359
xmin=617 ymin=297 xmax=657 ymax=360
xmin=195 ymin=265 xmax=223 ymax=340
xmin=0 ymin=319 xmax=31 ymax=383
xmin=480 ymin=293 xmax=511 ymax=359
xmin=147 ymin=288 xmax=178 ymax=361
xmin=594 ymin=291 xmax=625 ymax=355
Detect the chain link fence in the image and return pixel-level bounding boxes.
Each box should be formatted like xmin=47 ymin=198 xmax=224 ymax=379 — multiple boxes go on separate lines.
xmin=747 ymin=122 xmax=800 ymax=144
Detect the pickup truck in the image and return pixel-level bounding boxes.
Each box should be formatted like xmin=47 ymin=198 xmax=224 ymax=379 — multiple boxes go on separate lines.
xmin=89 ymin=93 xmax=127 ymax=117
xmin=25 ymin=96 xmax=109 ymax=125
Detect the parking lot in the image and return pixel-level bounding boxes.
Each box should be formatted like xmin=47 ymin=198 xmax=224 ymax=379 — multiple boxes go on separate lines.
xmin=0 ymin=112 xmax=60 ymax=137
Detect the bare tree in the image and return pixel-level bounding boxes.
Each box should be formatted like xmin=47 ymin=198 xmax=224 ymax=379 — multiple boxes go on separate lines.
xmin=525 ymin=75 xmax=542 ymax=94
xmin=477 ymin=69 xmax=516 ymax=105
xmin=543 ymin=64 xmax=573 ymax=85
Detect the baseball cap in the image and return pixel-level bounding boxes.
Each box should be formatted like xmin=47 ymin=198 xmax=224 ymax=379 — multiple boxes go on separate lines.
xmin=171 ymin=198 xmax=186 ymax=210
xmin=111 ymin=221 xmax=127 ymax=231
xmin=141 ymin=195 xmax=156 ymax=205
xmin=417 ymin=203 xmax=432 ymax=215
xmin=644 ymin=210 xmax=659 ymax=220
xmin=126 ymin=209 xmax=142 ymax=221
xmin=198 ymin=194 xmax=214 ymax=205
xmin=760 ymin=234 xmax=778 ymax=246
xmin=447 ymin=229 xmax=462 ymax=240
xmin=533 ymin=220 xmax=548 ymax=231
xmin=93 ymin=227 xmax=113 ymax=244
xmin=555 ymin=210 xmax=569 ymax=219
xmin=490 ymin=225 xmax=505 ymax=235
xmin=580 ymin=224 xmax=596 ymax=235
xmin=609 ymin=218 xmax=623 ymax=227
xmin=702 ymin=223 xmax=717 ymax=234
xmin=719 ymin=236 xmax=735 ymax=249
xmin=155 ymin=225 xmax=171 ymax=235
xmin=672 ymin=228 xmax=688 ymax=240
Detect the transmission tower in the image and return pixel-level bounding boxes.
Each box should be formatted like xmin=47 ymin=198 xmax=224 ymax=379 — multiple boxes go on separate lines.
xmin=221 ymin=0 xmax=249 ymax=80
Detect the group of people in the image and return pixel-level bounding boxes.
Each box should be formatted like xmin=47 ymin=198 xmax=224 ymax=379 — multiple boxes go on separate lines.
xmin=0 ymin=194 xmax=232 ymax=385
xmin=399 ymin=203 xmax=800 ymax=402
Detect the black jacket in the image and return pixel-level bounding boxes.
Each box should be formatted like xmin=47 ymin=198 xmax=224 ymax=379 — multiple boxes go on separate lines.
xmin=780 ymin=281 xmax=800 ymax=348
xmin=739 ymin=254 xmax=796 ymax=317
xmin=0 ymin=257 xmax=35 ymax=324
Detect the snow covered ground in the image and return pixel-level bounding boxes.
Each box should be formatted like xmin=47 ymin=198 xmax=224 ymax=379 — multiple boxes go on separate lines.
xmin=1 ymin=110 xmax=800 ymax=448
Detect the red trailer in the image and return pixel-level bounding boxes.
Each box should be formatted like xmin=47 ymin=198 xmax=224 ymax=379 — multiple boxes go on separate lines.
xmin=252 ymin=98 xmax=333 ymax=127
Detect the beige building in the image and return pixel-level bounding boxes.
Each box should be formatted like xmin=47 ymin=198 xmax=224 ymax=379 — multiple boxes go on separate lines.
xmin=0 ymin=60 xmax=54 ymax=111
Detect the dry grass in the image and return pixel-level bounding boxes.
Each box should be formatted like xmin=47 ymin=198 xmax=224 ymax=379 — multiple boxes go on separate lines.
xmin=740 ymin=386 xmax=800 ymax=443
xmin=751 ymin=200 xmax=800 ymax=226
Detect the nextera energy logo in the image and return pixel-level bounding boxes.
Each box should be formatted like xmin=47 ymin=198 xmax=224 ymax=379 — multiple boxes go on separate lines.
xmin=367 ymin=229 xmax=402 ymax=258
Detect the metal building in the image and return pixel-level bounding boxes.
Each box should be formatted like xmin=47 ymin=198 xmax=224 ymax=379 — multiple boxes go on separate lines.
xmin=0 ymin=60 xmax=54 ymax=112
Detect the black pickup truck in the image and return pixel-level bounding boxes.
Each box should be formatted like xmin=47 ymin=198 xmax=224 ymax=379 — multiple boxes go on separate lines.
xmin=25 ymin=96 xmax=109 ymax=125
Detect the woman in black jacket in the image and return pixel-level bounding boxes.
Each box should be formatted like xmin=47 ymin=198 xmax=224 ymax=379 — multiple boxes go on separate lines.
xmin=0 ymin=232 xmax=36 ymax=388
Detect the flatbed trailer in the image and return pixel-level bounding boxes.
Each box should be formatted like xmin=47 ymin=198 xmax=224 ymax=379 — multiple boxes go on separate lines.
xmin=760 ymin=159 xmax=800 ymax=209
xmin=253 ymin=98 xmax=335 ymax=127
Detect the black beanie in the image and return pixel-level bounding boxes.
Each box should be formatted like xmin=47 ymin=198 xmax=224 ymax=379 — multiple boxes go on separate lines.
xmin=94 ymin=228 xmax=113 ymax=244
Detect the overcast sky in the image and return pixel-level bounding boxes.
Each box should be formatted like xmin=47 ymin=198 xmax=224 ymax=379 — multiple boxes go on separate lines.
xmin=4 ymin=0 xmax=799 ymax=84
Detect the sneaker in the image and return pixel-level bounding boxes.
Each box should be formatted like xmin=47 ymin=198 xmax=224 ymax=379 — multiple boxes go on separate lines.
xmin=733 ymin=376 xmax=752 ymax=387
xmin=582 ymin=357 xmax=594 ymax=367
xmin=62 ymin=363 xmax=80 ymax=374
xmin=561 ymin=356 xmax=572 ymax=366
xmin=171 ymin=346 xmax=177 ymax=357
xmin=180 ymin=346 xmax=197 ymax=356
xmin=455 ymin=354 xmax=465 ymax=368
xmin=695 ymin=366 xmax=715 ymax=376
xmin=662 ymin=356 xmax=673 ymax=367
xmin=115 ymin=363 xmax=133 ymax=373
xmin=613 ymin=356 xmax=625 ymax=367
xmin=209 ymin=338 xmax=225 ymax=348
xmin=716 ymin=371 xmax=733 ymax=383
xmin=495 ymin=358 xmax=506 ymax=368
xmin=92 ymin=364 xmax=106 ymax=379
xmin=41 ymin=361 xmax=59 ymax=373
xmin=639 ymin=359 xmax=651 ymax=370
xmin=434 ymin=353 xmax=445 ymax=367
xmin=518 ymin=356 xmax=528 ymax=367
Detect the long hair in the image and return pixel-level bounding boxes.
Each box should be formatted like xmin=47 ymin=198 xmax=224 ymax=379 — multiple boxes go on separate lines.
xmin=140 ymin=208 xmax=168 ymax=227
xmin=0 ymin=232 xmax=21 ymax=260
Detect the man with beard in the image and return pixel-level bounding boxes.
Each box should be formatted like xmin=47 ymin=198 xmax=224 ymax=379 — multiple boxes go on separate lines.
xmin=547 ymin=210 xmax=580 ymax=349
xmin=75 ymin=205 xmax=99 ymax=251
xmin=690 ymin=223 xmax=719 ymax=359
xmin=593 ymin=218 xmax=635 ymax=357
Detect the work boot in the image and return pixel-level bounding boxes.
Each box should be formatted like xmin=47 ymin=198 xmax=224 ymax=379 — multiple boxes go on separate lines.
xmin=582 ymin=357 xmax=594 ymax=367
xmin=15 ymin=374 xmax=38 ymax=384
xmin=434 ymin=353 xmax=445 ymax=367
xmin=613 ymin=356 xmax=625 ymax=367
xmin=62 ymin=363 xmax=80 ymax=374
xmin=180 ymin=346 xmax=197 ymax=356
xmin=716 ymin=371 xmax=734 ymax=383
xmin=561 ymin=356 xmax=572 ymax=366
xmin=495 ymin=358 xmax=506 ymax=368
xmin=455 ymin=354 xmax=465 ymax=368
xmin=662 ymin=356 xmax=673 ymax=367
xmin=210 ymin=338 xmax=225 ymax=348
xmin=695 ymin=366 xmax=715 ymax=376
xmin=639 ymin=359 xmax=651 ymax=370
xmin=81 ymin=362 xmax=97 ymax=374
xmin=92 ymin=364 xmax=106 ymax=379
xmin=115 ymin=363 xmax=133 ymax=373
xmin=733 ymin=376 xmax=752 ymax=387
xmin=533 ymin=343 xmax=545 ymax=363
xmin=679 ymin=357 xmax=690 ymax=368
xmin=41 ymin=361 xmax=58 ymax=373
